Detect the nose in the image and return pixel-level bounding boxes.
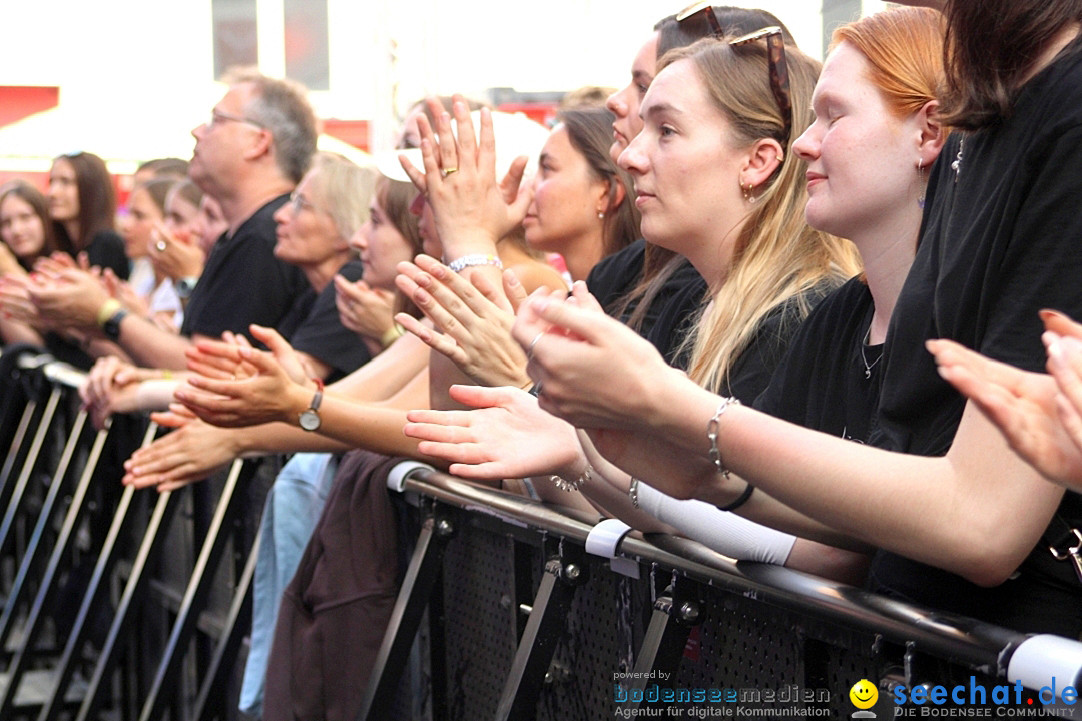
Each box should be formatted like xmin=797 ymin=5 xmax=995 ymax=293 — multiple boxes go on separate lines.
xmin=350 ymin=224 xmax=368 ymax=252
xmin=618 ymin=134 xmax=648 ymax=175
xmin=192 ymin=122 xmax=207 ymax=141
xmin=409 ymin=193 xmax=426 ymax=217
xmin=273 ymin=203 xmax=291 ymax=225
xmin=607 ymin=87 xmax=628 ymax=118
xmin=791 ymin=123 xmax=820 ymax=163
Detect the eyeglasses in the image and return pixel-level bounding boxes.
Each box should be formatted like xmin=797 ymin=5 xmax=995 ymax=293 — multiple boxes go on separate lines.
xmin=208 ymin=109 xmax=264 ymax=130
xmin=729 ymin=26 xmax=793 ymax=150
xmin=675 ymin=1 xmax=725 ymax=36
xmin=288 ymin=190 xmax=320 ymax=215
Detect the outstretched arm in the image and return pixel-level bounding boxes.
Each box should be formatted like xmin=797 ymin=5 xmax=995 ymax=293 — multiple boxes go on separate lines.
xmin=514 ymin=293 xmax=1065 ymax=587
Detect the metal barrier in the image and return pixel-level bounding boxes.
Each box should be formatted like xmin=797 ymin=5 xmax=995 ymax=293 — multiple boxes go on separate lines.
xmin=6 ymin=348 xmax=1082 ymax=720
xmin=363 ymin=468 xmax=1082 ymax=720
xmin=0 ymin=347 xmax=259 ymax=720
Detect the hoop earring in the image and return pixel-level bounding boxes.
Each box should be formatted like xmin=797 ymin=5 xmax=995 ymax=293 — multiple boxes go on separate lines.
xmin=917 ymin=159 xmax=926 ymax=209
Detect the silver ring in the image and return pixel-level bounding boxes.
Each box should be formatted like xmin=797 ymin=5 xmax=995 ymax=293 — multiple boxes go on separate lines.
xmin=527 ymin=332 xmax=544 ymax=361
xmin=155 ymin=240 xmax=168 ymax=252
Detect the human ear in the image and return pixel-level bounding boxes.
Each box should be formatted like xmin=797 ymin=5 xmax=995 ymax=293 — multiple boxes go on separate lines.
xmin=916 ymin=100 xmax=946 ymax=166
xmin=739 ymin=137 xmax=785 ymax=189
xmin=243 ymin=126 xmax=273 ymax=162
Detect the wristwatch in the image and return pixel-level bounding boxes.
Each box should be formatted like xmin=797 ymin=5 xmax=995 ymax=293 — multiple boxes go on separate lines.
xmin=102 ymin=307 xmax=129 ymax=342
xmin=299 ymin=379 xmax=324 ymax=431
xmin=175 ymin=276 xmax=199 ymax=299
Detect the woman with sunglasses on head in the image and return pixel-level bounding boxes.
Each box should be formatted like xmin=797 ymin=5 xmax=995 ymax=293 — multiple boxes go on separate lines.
xmin=590 ymin=6 xmax=793 ymax=363
xmin=507 ymin=0 xmax=1082 ymax=637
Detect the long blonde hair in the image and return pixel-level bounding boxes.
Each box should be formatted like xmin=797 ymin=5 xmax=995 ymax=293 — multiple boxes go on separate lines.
xmin=662 ymin=38 xmax=861 ymax=393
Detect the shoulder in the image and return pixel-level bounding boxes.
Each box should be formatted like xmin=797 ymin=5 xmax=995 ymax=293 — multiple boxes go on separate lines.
xmin=508 ymin=258 xmax=567 ymax=294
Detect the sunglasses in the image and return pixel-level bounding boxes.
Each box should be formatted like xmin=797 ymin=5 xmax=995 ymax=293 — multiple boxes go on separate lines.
xmin=675 ymin=1 xmax=725 ymax=36
xmin=728 ymin=26 xmax=793 ymax=150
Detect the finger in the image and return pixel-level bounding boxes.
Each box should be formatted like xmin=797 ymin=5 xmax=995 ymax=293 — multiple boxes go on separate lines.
xmin=395 ymin=312 xmax=465 ymax=364
xmin=447 ymin=383 xmax=516 ymax=409
xmin=519 ymin=292 xmax=603 ymax=346
xmin=502 ymin=270 xmax=528 ymax=311
xmin=403 ymin=422 xmax=479 ymax=444
xmin=398 ymin=152 xmax=428 ymax=195
xmin=451 ymin=97 xmax=477 ymax=167
xmin=405 ymin=407 xmax=476 ymax=426
xmin=476 ymin=106 xmax=496 ymax=179
xmin=1041 ymin=309 xmax=1082 ymax=341
xmin=415 ymin=440 xmax=493 ymax=467
xmin=435 ymin=109 xmax=458 ymax=173
xmin=499 ymin=155 xmax=527 ymax=205
xmin=248 ymin=324 xmax=283 ymax=352
xmin=1048 ymin=334 xmax=1082 ymax=414
xmin=570 ymin=281 xmax=604 ymax=314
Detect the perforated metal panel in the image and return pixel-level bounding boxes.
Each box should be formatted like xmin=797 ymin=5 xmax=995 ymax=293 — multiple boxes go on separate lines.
xmin=535 ymin=560 xmax=647 ymax=720
xmin=440 ymin=523 xmax=519 ymax=720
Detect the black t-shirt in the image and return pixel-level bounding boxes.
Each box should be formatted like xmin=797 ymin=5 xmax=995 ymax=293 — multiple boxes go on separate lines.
xmin=586 ymin=238 xmax=707 ymax=369
xmin=290 ymin=260 xmax=372 ymax=383
xmin=867 ymin=43 xmax=1082 ymax=635
xmin=180 ymin=195 xmax=310 ymax=342
xmin=720 ymin=282 xmax=837 ymax=405
xmin=754 ymin=276 xmax=880 ymax=442
xmin=51 ymin=225 xmax=129 ymax=281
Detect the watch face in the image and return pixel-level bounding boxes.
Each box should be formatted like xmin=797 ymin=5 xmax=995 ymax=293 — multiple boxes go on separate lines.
xmin=299 ymin=409 xmax=321 ymax=431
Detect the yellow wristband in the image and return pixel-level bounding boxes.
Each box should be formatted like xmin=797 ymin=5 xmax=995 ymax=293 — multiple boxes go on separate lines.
xmin=96 ymin=299 xmax=123 ymax=329
xmin=380 ymin=323 xmax=404 ymax=348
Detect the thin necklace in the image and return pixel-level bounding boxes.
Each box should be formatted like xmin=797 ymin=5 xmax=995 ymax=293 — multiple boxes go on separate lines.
xmin=861 ymin=325 xmax=883 ymax=379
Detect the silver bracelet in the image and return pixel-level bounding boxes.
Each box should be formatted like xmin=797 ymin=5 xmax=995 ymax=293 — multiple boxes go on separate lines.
xmin=550 ymin=464 xmax=592 ymax=492
xmin=446 ymin=254 xmax=503 ymax=273
xmin=707 ymin=397 xmax=741 ymax=478
xmin=628 ymin=477 xmax=641 ymax=509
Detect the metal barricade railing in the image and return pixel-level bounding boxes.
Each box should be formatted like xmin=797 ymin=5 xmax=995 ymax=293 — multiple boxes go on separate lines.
xmin=7 ymin=347 xmax=1082 ymax=720
xmin=363 ymin=467 xmax=1082 ymax=720
xmin=0 ymin=348 xmax=260 ymax=721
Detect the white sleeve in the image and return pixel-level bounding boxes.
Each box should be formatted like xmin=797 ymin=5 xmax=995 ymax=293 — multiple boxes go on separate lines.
xmin=636 ymin=482 xmax=796 ymax=565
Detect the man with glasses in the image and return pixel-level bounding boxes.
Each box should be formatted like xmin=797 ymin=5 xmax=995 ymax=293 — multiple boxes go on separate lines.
xmin=31 ymin=70 xmax=316 ymax=373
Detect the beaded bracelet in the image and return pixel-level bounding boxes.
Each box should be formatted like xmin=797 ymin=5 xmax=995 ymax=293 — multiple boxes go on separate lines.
xmin=706 ymin=397 xmax=740 ymax=478
xmin=447 ymin=254 xmax=503 ymax=273
xmin=628 ymin=477 xmax=641 ymax=509
xmin=550 ymin=464 xmax=593 ymax=492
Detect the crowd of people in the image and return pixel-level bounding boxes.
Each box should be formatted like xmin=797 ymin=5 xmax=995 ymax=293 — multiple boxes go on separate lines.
xmin=4 ymin=0 xmax=1082 ymax=716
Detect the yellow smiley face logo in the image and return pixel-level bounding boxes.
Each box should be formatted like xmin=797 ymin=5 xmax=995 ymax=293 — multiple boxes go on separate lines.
xmin=850 ymin=679 xmax=878 ymax=710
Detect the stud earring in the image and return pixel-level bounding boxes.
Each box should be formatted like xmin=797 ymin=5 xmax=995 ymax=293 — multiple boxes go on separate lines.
xmin=742 ymin=182 xmax=758 ymax=204
xmin=597 ymin=211 xmax=605 ymax=219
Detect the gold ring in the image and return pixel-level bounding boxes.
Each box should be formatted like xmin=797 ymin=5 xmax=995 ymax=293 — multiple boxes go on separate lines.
xmin=441 ymin=167 xmax=458 ymax=177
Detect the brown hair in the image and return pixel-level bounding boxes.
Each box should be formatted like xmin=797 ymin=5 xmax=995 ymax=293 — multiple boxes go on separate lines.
xmin=52 ymin=151 xmax=116 ymax=252
xmin=939 ymin=0 xmax=1082 ymax=129
xmin=375 ymin=175 xmax=424 ymax=318
xmin=0 ymin=180 xmax=58 ymax=266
